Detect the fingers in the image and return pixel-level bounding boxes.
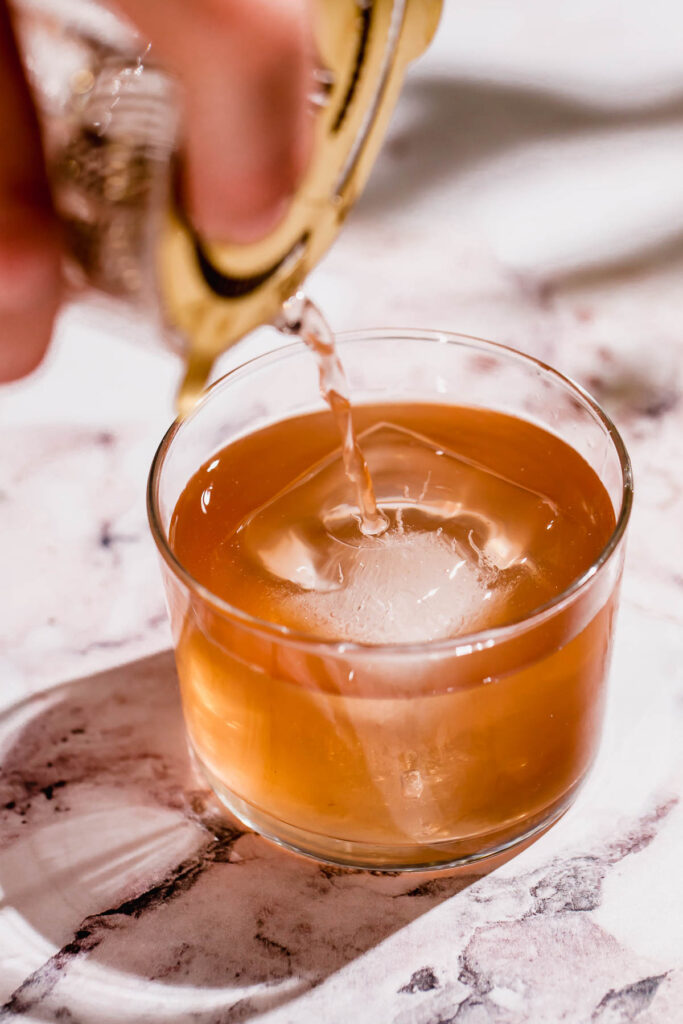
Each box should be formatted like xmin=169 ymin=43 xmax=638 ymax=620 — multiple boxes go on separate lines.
xmin=115 ymin=0 xmax=314 ymax=242
xmin=0 ymin=0 xmax=314 ymax=384
xmin=0 ymin=1 xmax=61 ymax=382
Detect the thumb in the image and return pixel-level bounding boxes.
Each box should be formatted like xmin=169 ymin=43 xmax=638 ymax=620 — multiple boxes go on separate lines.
xmin=0 ymin=1 xmax=62 ymax=382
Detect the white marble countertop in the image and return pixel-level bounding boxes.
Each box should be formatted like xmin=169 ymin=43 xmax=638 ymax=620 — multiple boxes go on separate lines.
xmin=1 ymin=2 xmax=682 ymax=1021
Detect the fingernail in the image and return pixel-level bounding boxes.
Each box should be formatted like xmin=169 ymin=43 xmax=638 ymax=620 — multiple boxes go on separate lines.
xmin=213 ymin=196 xmax=292 ymax=245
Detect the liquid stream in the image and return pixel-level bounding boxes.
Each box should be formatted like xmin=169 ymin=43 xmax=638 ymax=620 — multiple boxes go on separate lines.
xmin=278 ymin=293 xmax=388 ymax=537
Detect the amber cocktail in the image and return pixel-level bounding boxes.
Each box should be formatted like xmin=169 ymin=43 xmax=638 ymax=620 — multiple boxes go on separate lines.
xmin=148 ymin=331 xmax=631 ymax=869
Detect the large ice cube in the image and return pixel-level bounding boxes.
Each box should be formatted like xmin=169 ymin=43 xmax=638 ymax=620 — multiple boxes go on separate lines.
xmin=224 ymin=423 xmax=561 ymax=643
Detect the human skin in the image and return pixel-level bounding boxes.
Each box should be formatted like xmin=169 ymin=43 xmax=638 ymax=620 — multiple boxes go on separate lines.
xmin=0 ymin=0 xmax=313 ymax=381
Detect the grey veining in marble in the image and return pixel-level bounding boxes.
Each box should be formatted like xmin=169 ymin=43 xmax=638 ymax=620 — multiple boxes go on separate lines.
xmin=0 ymin=635 xmax=680 ymax=1023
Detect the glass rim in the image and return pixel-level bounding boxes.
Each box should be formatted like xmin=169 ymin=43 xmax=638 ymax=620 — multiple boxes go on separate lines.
xmin=147 ymin=329 xmax=633 ymax=657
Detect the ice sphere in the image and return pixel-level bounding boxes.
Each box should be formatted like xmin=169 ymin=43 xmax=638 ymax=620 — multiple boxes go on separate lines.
xmin=223 ymin=423 xmax=561 ymax=643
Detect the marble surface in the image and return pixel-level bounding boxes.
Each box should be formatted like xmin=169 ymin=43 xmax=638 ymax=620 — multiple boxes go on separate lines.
xmin=2 ymin=2 xmax=683 ymax=1021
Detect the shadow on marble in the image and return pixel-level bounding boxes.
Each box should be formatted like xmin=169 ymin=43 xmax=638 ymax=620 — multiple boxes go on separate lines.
xmin=360 ymin=74 xmax=683 ymax=218
xmin=0 ymin=652 xmax=500 ymax=1022
xmin=357 ymin=75 xmax=683 ymax=286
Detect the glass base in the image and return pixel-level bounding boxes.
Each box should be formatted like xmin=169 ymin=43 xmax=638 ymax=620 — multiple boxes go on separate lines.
xmin=193 ymin=745 xmax=581 ymax=872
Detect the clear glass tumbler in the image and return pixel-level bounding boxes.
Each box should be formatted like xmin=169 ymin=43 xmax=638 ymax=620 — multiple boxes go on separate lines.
xmin=148 ymin=331 xmax=632 ymax=870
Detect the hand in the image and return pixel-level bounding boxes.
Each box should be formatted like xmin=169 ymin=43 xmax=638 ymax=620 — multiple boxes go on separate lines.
xmin=0 ymin=0 xmax=313 ymax=381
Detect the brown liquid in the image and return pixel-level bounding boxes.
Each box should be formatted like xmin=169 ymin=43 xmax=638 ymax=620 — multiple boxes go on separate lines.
xmin=167 ymin=401 xmax=618 ymax=865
